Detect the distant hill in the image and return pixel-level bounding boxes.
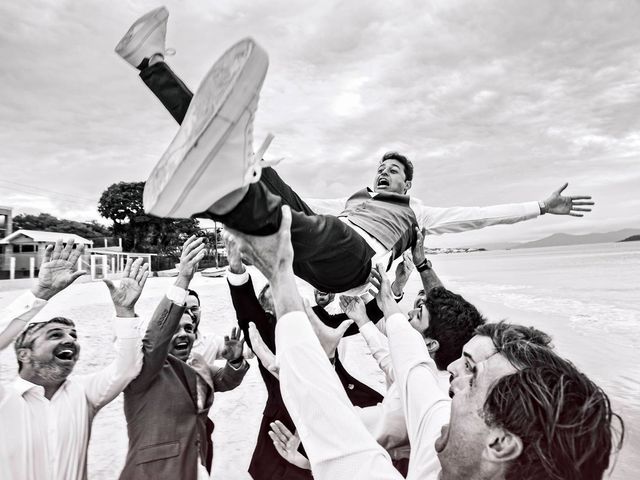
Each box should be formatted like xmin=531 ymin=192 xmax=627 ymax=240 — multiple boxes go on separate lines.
xmin=484 ymin=228 xmax=640 ymax=250
xmin=620 ymin=235 xmax=640 ymax=242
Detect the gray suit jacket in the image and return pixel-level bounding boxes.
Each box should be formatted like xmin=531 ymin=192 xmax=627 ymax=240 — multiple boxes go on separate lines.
xmin=119 ymin=295 xmax=249 ymax=480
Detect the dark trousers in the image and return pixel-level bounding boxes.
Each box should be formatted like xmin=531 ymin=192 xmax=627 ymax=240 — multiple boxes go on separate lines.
xmin=140 ymin=63 xmax=374 ymax=292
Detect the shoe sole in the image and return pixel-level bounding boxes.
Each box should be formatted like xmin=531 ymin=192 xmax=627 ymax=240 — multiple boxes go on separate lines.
xmin=115 ymin=6 xmax=168 ymax=64
xmin=143 ymin=38 xmax=269 ymax=218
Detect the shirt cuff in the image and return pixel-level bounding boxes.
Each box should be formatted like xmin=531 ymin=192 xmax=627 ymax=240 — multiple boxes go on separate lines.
xmin=524 ymin=201 xmax=542 ymax=218
xmin=0 ymin=291 xmax=48 ymax=330
xmin=359 ymin=321 xmax=377 ymax=338
xmin=226 ymin=269 xmax=250 ymax=286
xmin=166 ymin=285 xmax=188 ymax=305
xmin=113 ymin=316 xmax=142 ymax=339
xmin=228 ymin=358 xmax=247 ymax=370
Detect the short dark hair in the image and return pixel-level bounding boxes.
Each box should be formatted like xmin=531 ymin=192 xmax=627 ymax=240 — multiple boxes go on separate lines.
xmin=187 ymin=289 xmax=200 ymax=306
xmin=258 ymin=284 xmax=272 ymax=312
xmin=423 ymin=287 xmax=486 ymax=370
xmin=483 ymin=362 xmax=624 ymax=480
xmin=380 ymin=152 xmax=414 ymax=182
xmin=14 ymin=317 xmax=76 ymax=372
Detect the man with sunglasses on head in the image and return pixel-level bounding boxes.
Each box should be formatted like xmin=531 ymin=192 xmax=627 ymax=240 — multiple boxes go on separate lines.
xmin=0 ymin=239 xmax=150 ymax=480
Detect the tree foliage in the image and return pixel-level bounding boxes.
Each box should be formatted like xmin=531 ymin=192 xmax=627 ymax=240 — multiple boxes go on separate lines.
xmin=13 ymin=213 xmax=111 ymax=239
xmin=97 ymin=181 xmax=200 ymax=255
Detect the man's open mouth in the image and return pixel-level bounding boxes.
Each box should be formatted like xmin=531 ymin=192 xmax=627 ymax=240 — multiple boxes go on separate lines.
xmin=377 ymin=178 xmax=390 ymax=187
xmin=54 ymin=345 xmax=77 ymax=361
xmin=173 ymin=339 xmax=191 ymax=352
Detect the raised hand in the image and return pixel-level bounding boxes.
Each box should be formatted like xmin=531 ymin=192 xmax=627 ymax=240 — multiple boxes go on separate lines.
xmin=222 ymin=206 xmax=294 ymax=282
xmin=339 ymin=295 xmax=370 ymax=328
xmin=221 ymin=327 xmax=245 ymax=364
xmin=411 ymin=226 xmax=427 ymax=265
xmin=369 ymin=264 xmax=403 ymax=318
xmin=392 ymin=250 xmax=414 ymax=296
xmin=33 ymin=238 xmax=87 ymax=300
xmin=248 ymin=322 xmax=279 ymax=378
xmin=103 ymin=257 xmax=149 ymax=317
xmin=175 ymin=236 xmax=206 ymax=289
xmin=304 ymin=299 xmax=352 ymax=358
xmin=224 ymin=235 xmax=245 ymax=275
xmin=268 ymin=420 xmax=310 ymax=470
xmin=542 ymin=183 xmax=594 ymax=216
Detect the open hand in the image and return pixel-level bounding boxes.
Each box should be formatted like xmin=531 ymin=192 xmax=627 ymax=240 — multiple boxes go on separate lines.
xmin=176 ymin=236 xmax=206 ymax=289
xmin=248 ymin=322 xmax=279 ymax=378
xmin=304 ymin=299 xmax=352 ymax=358
xmin=33 ymin=239 xmax=87 ymax=300
xmin=221 ymin=327 xmax=245 ymax=363
xmin=369 ymin=264 xmax=402 ymax=318
xmin=269 ymin=420 xmax=310 ymax=470
xmin=392 ymin=250 xmax=414 ymax=296
xmin=339 ymin=295 xmax=370 ymax=328
xmin=103 ymin=257 xmax=149 ymax=317
xmin=223 ymin=206 xmax=293 ymax=282
xmin=411 ymin=226 xmax=427 ymax=265
xmin=543 ymin=183 xmax=594 ymax=216
xmin=224 ymin=235 xmax=245 ymax=275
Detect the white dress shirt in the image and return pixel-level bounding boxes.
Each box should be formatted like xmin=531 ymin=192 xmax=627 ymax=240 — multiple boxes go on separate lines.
xmin=0 ymin=291 xmax=144 ymax=480
xmin=310 ymin=195 xmax=541 ymax=294
xmin=386 ymin=312 xmax=450 ymax=480
xmin=357 ymin=322 xmax=451 ymax=462
xmin=276 ymin=311 xmax=404 ymax=480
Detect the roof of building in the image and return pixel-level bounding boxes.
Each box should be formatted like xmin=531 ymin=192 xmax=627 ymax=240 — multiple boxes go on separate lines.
xmin=0 ymin=229 xmax=94 ymax=245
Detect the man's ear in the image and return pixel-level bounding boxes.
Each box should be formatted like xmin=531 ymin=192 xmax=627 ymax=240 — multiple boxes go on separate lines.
xmin=17 ymin=348 xmax=31 ymax=365
xmin=425 ymin=338 xmax=439 ymax=354
xmin=404 ymin=180 xmax=412 ymax=193
xmin=483 ymin=428 xmax=523 ymax=464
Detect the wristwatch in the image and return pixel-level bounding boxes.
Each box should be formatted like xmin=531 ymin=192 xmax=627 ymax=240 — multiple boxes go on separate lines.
xmin=416 ymin=259 xmax=432 ymax=272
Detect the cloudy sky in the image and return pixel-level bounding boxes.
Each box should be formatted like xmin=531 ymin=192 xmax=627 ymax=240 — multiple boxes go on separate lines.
xmin=1 ymin=0 xmax=639 ymax=247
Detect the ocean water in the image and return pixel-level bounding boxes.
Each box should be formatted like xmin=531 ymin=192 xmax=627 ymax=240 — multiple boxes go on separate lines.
xmin=0 ymin=241 xmax=638 ymax=479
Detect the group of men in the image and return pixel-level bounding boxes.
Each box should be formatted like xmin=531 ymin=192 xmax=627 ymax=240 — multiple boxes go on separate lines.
xmin=0 ymin=5 xmax=624 ymax=480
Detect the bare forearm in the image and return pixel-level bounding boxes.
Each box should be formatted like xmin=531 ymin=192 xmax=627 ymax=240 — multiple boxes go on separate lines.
xmin=419 ymin=269 xmax=443 ymax=293
xmin=272 ymin=271 xmax=304 ymax=319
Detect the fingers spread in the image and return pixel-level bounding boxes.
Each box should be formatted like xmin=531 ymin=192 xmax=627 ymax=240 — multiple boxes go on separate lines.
xmin=556 ymin=182 xmax=569 ymax=194
xmin=51 ymin=239 xmax=64 ymax=261
xmin=122 ymin=257 xmax=134 ymax=277
xmin=42 ymin=244 xmax=54 ymax=264
xmin=61 ymin=238 xmax=76 ymax=259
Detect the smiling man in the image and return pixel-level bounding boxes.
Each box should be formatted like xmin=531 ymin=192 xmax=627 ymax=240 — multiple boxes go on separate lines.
xmin=119 ymin=236 xmax=249 ymax=480
xmin=0 ymin=240 xmax=149 ymax=480
xmin=115 ymin=7 xmax=595 ymax=295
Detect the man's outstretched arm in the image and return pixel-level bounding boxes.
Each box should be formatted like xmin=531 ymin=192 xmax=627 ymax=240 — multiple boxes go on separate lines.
xmin=413 ymin=182 xmax=593 ymax=235
xmin=79 ymin=257 xmax=149 ymax=409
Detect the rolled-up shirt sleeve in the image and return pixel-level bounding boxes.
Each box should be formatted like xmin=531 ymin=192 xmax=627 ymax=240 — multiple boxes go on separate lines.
xmin=0 ymin=291 xmax=48 ymax=330
xmin=78 ymin=316 xmax=143 ymax=411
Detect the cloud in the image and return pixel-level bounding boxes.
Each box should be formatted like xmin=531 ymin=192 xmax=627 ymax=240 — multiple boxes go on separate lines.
xmin=0 ymin=0 xmax=638 ymax=245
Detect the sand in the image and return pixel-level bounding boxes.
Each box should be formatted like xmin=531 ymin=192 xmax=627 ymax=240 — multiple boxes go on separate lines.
xmin=0 ymin=260 xmax=635 ymax=479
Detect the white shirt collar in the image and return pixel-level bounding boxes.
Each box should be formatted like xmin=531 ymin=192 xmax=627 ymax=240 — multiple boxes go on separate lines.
xmin=12 ymin=375 xmax=45 ymax=397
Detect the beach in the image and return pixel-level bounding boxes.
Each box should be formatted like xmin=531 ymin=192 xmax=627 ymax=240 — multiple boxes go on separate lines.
xmin=1 ymin=241 xmax=638 ymax=479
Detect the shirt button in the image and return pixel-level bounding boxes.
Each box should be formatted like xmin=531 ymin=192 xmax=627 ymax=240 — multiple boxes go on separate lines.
xmin=348 ymin=384 xmax=354 ymax=390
